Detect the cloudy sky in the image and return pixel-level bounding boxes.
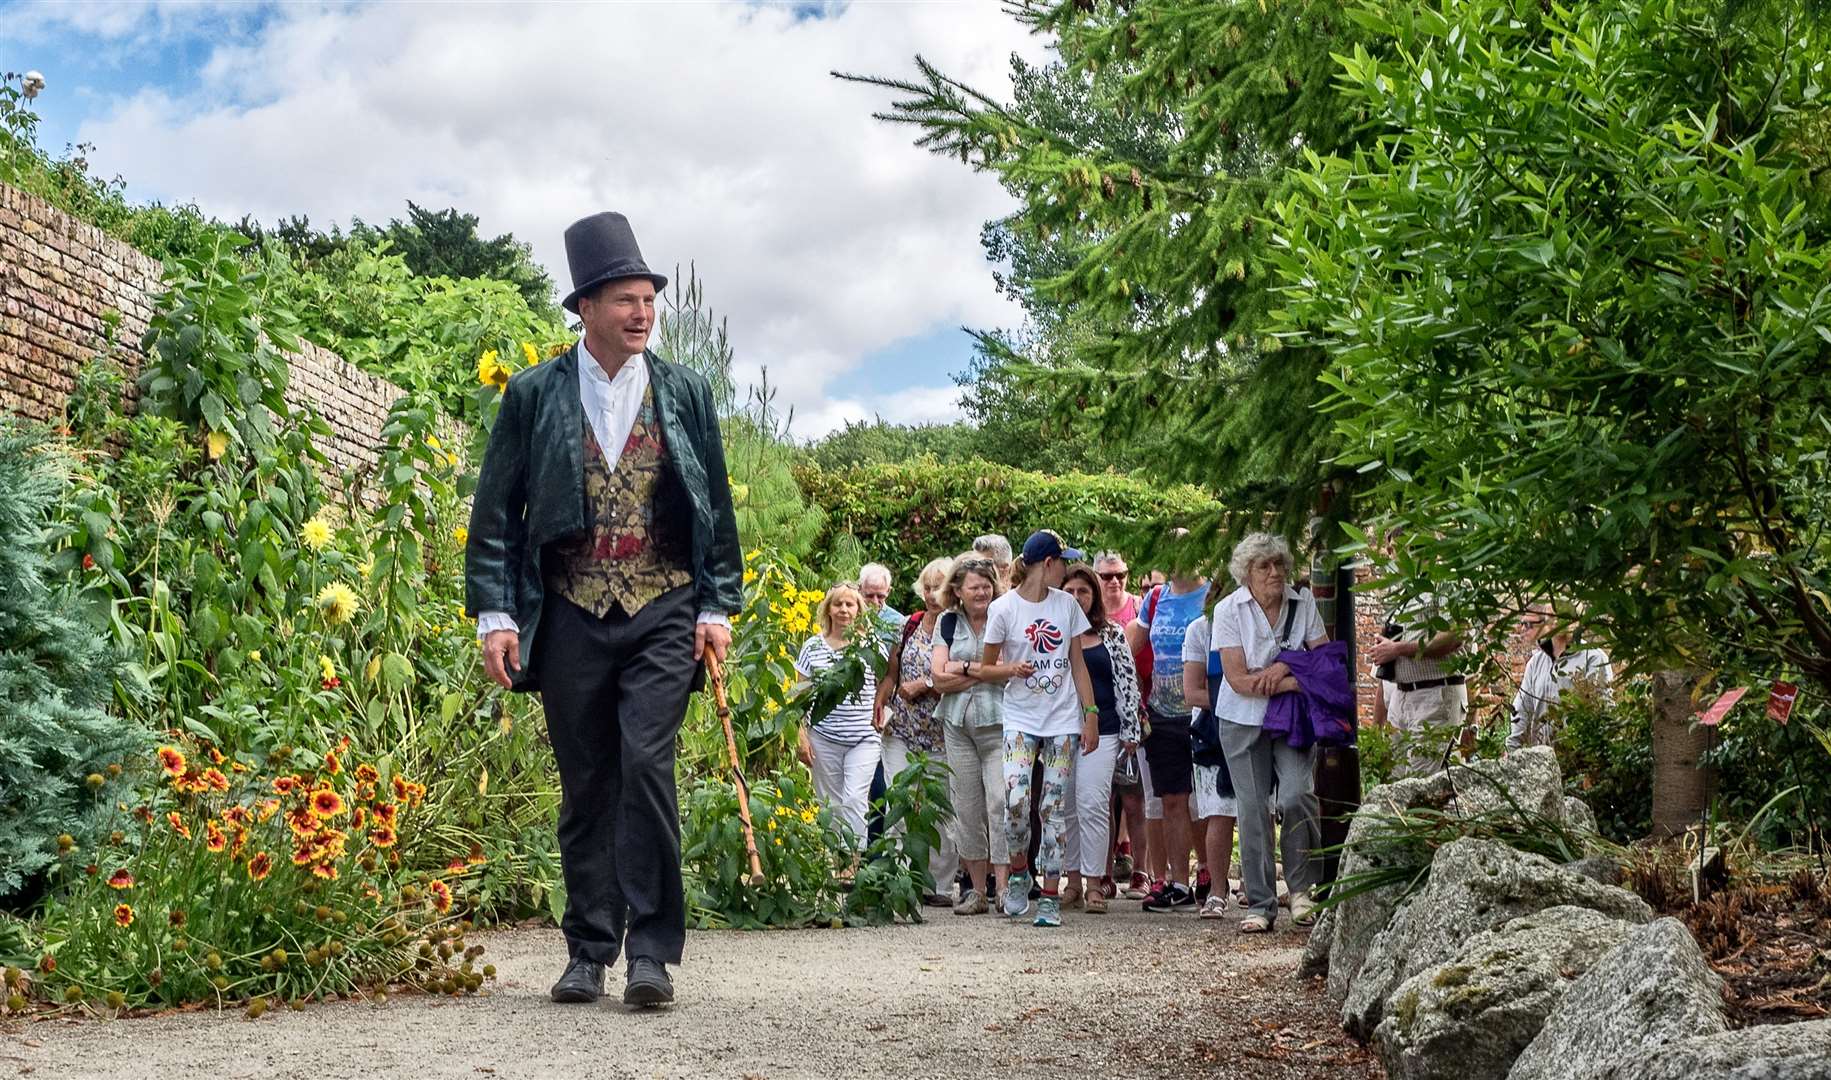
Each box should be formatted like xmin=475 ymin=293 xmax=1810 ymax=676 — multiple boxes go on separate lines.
xmin=8 ymin=0 xmax=1049 ymax=437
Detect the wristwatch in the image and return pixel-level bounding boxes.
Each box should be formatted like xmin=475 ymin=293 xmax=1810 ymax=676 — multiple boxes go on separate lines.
xmin=924 ymin=672 xmax=935 ymax=690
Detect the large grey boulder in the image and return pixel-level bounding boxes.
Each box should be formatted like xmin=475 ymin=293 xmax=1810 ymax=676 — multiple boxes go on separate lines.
xmin=1324 ymin=771 xmax=1456 ymax=1000
xmin=1561 ymin=795 xmax=1598 ymax=839
xmin=1343 ymin=837 xmax=1653 ymax=1038
xmin=1300 ymin=905 xmax=1335 ymax=979
xmin=1598 ymin=1019 xmax=1831 ymax=1080
xmin=1509 ymin=918 xmax=1728 ymax=1080
xmin=1373 ymin=906 xmax=1636 ymax=1080
xmin=1448 ymin=747 xmax=1568 ymax=824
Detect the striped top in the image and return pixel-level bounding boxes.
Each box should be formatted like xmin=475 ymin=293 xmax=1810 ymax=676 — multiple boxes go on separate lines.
xmin=795 ymin=635 xmax=881 ymax=746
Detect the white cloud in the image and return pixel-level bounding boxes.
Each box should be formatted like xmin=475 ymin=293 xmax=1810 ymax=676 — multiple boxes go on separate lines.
xmin=55 ymin=1 xmax=1044 ymax=434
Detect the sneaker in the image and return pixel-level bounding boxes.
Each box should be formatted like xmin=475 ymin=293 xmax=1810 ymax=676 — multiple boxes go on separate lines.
xmin=1199 ymin=895 xmax=1228 ymax=920
xmin=1099 ymin=875 xmax=1117 ymax=900
xmin=954 ymin=889 xmax=989 ymax=916
xmin=1084 ymin=888 xmax=1109 ymax=915
xmin=1034 ymin=895 xmax=1061 ymax=927
xmin=1195 ymin=866 xmax=1213 ymax=903
xmin=1143 ymin=882 xmax=1196 ymax=913
xmin=1122 ymin=873 xmax=1152 ymax=900
xmin=1004 ymin=872 xmax=1033 ymax=917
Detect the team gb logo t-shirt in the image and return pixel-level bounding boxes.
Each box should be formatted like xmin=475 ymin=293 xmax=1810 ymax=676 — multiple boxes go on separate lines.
xmin=984 ymin=587 xmax=1092 ymax=738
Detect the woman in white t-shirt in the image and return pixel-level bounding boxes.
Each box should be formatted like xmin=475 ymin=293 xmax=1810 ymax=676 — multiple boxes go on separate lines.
xmin=1180 ymin=610 xmax=1240 ymax=919
xmin=794 ymin=582 xmax=885 ymax=856
xmin=1209 ymin=533 xmax=1329 ymax=933
xmin=977 ymin=530 xmax=1099 ymax=928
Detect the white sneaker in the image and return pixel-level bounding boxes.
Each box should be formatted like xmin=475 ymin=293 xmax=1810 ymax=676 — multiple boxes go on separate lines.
xmin=1199 ymin=895 xmax=1228 ymax=920
xmin=1289 ymin=890 xmax=1317 ymax=926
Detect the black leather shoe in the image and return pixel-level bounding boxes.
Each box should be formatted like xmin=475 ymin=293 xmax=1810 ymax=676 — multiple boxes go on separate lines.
xmin=623 ymin=957 xmax=674 ymax=1008
xmin=549 ymin=957 xmax=606 ymax=1003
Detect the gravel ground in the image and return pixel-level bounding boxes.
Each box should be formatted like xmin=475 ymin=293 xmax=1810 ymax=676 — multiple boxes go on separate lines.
xmin=3 ymin=903 xmax=1381 ymax=1080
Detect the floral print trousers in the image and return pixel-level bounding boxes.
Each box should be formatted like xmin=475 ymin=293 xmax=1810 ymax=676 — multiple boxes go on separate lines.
xmin=1003 ymin=730 xmax=1078 ymax=884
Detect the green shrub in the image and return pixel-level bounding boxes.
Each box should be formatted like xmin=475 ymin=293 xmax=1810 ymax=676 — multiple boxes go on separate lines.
xmin=1555 ymin=678 xmax=1655 ymax=842
xmin=795 ymin=458 xmax=1222 ymax=577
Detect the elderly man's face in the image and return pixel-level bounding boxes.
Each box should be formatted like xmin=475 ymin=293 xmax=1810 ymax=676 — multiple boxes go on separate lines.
xmin=859 ymin=581 xmax=890 ymax=609
xmin=1096 ymin=561 xmax=1129 ymax=603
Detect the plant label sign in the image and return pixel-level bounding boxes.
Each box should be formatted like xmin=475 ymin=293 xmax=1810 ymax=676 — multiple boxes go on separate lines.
xmin=1696 ymin=687 xmax=1748 ymax=727
xmin=1766 ymin=681 xmax=1798 ymax=726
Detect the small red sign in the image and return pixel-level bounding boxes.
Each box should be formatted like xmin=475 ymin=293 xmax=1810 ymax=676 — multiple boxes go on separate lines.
xmin=1767 ymin=682 xmax=1799 ymax=726
xmin=1696 ymin=687 xmax=1748 ymax=727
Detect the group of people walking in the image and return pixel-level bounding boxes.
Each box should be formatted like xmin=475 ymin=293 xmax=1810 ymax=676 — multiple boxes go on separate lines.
xmin=792 ymin=530 xmax=1350 ymax=932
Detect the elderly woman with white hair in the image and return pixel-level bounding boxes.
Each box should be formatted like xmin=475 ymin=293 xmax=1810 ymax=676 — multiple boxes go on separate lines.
xmin=1208 ymin=532 xmax=1330 ymax=932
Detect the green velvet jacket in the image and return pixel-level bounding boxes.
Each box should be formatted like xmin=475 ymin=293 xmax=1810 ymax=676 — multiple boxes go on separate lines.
xmin=463 ymin=345 xmax=743 ymax=692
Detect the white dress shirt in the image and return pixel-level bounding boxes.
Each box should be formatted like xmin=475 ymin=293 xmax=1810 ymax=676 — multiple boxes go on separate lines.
xmin=1508 ymin=644 xmax=1612 ymax=750
xmin=1208 ymin=584 xmax=1327 ymax=728
xmin=476 ymin=338 xmax=731 ymax=638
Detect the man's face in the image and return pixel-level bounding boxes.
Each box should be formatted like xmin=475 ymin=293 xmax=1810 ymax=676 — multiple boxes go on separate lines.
xmin=579 ymin=279 xmax=656 ymax=358
xmin=859 ymin=582 xmax=890 ymax=610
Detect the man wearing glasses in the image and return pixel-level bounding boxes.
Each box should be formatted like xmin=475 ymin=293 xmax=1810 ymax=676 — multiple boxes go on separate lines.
xmin=1094 ymin=552 xmax=1141 ymax=628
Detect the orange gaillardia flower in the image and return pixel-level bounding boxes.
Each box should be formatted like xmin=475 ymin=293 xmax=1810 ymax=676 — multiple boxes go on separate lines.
xmin=106 ymin=868 xmax=134 ymax=890
xmin=310 ymin=789 xmax=346 ymax=819
xmin=445 ymin=858 xmax=467 ymax=874
xmin=466 ymin=841 xmax=487 ymax=866
xmin=204 ymin=820 xmax=228 ymax=853
xmin=113 ymin=903 xmax=135 ymax=928
xmin=373 ymin=802 xmax=398 ymax=827
xmin=310 ymin=862 xmax=338 ymax=881
xmin=247 ymin=852 xmax=273 ymax=881
xmin=368 ymin=825 xmax=398 ymax=849
xmin=167 ymin=812 xmax=192 ymax=840
xmin=323 ymin=749 xmax=342 ymax=775
xmin=427 ymin=880 xmax=453 ymax=914
xmin=285 ymin=805 xmax=317 ymax=839
xmin=355 ymin=763 xmax=379 ymax=784
xmin=157 ymin=747 xmax=187 ymax=777
xmin=202 ymin=768 xmax=230 ymax=793
xmin=272 ymin=775 xmax=301 ymax=796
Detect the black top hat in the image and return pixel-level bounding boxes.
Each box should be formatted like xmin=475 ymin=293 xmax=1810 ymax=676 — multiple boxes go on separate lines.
xmin=561 ymin=211 xmax=668 ymax=314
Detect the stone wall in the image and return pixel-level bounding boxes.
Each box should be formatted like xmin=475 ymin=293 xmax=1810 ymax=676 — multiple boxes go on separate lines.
xmin=0 ymin=182 xmax=402 ymax=479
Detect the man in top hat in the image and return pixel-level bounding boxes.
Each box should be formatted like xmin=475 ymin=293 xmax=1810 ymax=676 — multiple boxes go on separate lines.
xmin=465 ymin=211 xmax=742 ymax=1008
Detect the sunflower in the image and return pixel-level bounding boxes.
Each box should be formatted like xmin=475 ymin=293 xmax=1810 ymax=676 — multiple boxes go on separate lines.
xmin=106 ymin=869 xmax=134 ymax=890
xmin=300 ymin=517 xmax=334 ymax=551
xmin=157 ymin=746 xmax=187 ymax=777
xmin=247 ymin=852 xmax=273 ymax=881
xmin=204 ymin=820 xmax=227 ymax=853
xmin=427 ymin=880 xmax=453 ymax=914
xmin=113 ymin=903 xmax=135 ymax=928
xmin=167 ymin=812 xmax=192 ymax=840
xmin=315 ymin=582 xmax=360 ymax=626
xmin=521 ymin=341 xmax=540 ymax=367
xmin=310 ymin=789 xmax=346 ymax=819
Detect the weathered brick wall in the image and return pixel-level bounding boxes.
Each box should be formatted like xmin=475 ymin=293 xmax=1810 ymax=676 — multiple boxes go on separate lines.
xmin=1348 ymin=564 xmax=1539 ymax=724
xmin=0 ymin=183 xmax=401 ymax=479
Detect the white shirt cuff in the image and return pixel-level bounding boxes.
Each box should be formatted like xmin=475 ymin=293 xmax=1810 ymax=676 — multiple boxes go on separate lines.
xmin=476 ymin=611 xmax=519 ymax=639
xmin=697 ymin=611 xmax=731 ymax=630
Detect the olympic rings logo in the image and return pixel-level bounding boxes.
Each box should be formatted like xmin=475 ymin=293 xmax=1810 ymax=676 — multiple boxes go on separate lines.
xmin=1023 ymin=673 xmax=1066 ymax=694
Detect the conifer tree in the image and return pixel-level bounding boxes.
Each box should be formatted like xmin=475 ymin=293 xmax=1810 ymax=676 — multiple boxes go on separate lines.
xmin=0 ymin=423 xmax=145 ymax=896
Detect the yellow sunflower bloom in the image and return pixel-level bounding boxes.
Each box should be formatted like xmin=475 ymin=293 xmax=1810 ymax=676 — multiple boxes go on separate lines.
xmin=477 ymin=350 xmax=508 ymax=390
xmin=521 ymin=341 xmax=540 ymax=367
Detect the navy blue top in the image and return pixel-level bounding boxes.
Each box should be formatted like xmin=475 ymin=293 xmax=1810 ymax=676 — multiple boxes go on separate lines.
xmin=1082 ymin=639 xmax=1123 ymax=736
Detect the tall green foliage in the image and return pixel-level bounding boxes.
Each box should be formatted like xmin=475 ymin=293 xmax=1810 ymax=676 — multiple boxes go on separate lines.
xmin=1271 ymin=0 xmax=1831 ymax=689
xmin=0 ymin=423 xmax=145 ymax=896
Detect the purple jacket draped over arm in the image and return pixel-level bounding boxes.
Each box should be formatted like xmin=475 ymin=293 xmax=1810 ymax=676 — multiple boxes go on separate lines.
xmin=1260 ymin=639 xmax=1356 ymax=750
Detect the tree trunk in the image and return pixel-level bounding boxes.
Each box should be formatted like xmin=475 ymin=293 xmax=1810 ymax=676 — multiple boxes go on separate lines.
xmin=1650 ymin=669 xmax=1713 ymax=840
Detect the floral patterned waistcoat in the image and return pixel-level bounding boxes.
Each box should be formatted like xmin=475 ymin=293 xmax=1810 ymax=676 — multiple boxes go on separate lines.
xmin=543 ymin=385 xmax=692 ymax=617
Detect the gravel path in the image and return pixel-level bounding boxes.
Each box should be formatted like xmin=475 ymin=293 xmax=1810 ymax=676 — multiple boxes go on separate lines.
xmin=4 ymin=905 xmax=1380 ymax=1080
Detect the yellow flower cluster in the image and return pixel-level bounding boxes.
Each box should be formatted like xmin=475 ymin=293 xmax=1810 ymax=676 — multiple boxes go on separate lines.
xmin=477 ymin=350 xmax=509 ymax=391
xmin=300 ymin=517 xmax=334 ymax=552
xmin=316 ymin=582 xmax=360 ymax=626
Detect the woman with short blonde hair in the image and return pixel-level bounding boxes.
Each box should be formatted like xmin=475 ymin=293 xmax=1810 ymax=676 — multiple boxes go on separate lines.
xmin=796 ymin=581 xmax=884 ymax=854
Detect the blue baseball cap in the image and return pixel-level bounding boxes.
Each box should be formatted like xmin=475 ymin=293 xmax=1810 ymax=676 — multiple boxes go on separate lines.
xmin=1021 ymin=529 xmax=1085 ymax=564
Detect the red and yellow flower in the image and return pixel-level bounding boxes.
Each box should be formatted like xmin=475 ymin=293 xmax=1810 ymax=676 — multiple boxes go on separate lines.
xmin=310 ymin=788 xmax=346 ymax=819
xmin=272 ymin=775 xmax=302 ymax=796
xmin=204 ymin=820 xmax=227 ymax=853
xmin=367 ymin=825 xmax=398 ymax=849
xmin=427 ymin=880 xmax=453 ymax=914
xmin=323 ymin=748 xmax=342 ymax=775
xmin=167 ymin=812 xmax=192 ymax=840
xmin=202 ymin=768 xmax=230 ymax=793
xmin=113 ymin=903 xmax=135 ymax=928
xmin=157 ymin=747 xmax=187 ymax=778
xmin=247 ymin=852 xmax=273 ymax=881
xmin=354 ymin=763 xmax=379 ymax=784
xmin=106 ymin=868 xmax=134 ymax=890
xmin=373 ymin=802 xmax=398 ymax=827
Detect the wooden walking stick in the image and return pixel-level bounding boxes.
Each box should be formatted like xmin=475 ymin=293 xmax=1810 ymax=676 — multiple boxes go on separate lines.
xmin=705 ymin=652 xmax=765 ymax=886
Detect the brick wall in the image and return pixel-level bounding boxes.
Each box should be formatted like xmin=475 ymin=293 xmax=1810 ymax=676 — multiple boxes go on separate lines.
xmin=0 ymin=183 xmax=402 ymax=479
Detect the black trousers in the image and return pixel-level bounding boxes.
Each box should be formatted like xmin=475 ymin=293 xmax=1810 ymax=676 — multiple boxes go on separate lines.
xmin=537 ymin=585 xmax=696 ymax=966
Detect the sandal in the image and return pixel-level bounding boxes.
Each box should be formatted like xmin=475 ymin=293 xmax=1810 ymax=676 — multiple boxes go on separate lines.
xmin=1239 ymin=914 xmax=1272 ymax=934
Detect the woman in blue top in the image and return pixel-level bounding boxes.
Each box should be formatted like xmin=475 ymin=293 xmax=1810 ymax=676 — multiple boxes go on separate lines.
xmin=1125 ymin=568 xmax=1209 ymax=912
